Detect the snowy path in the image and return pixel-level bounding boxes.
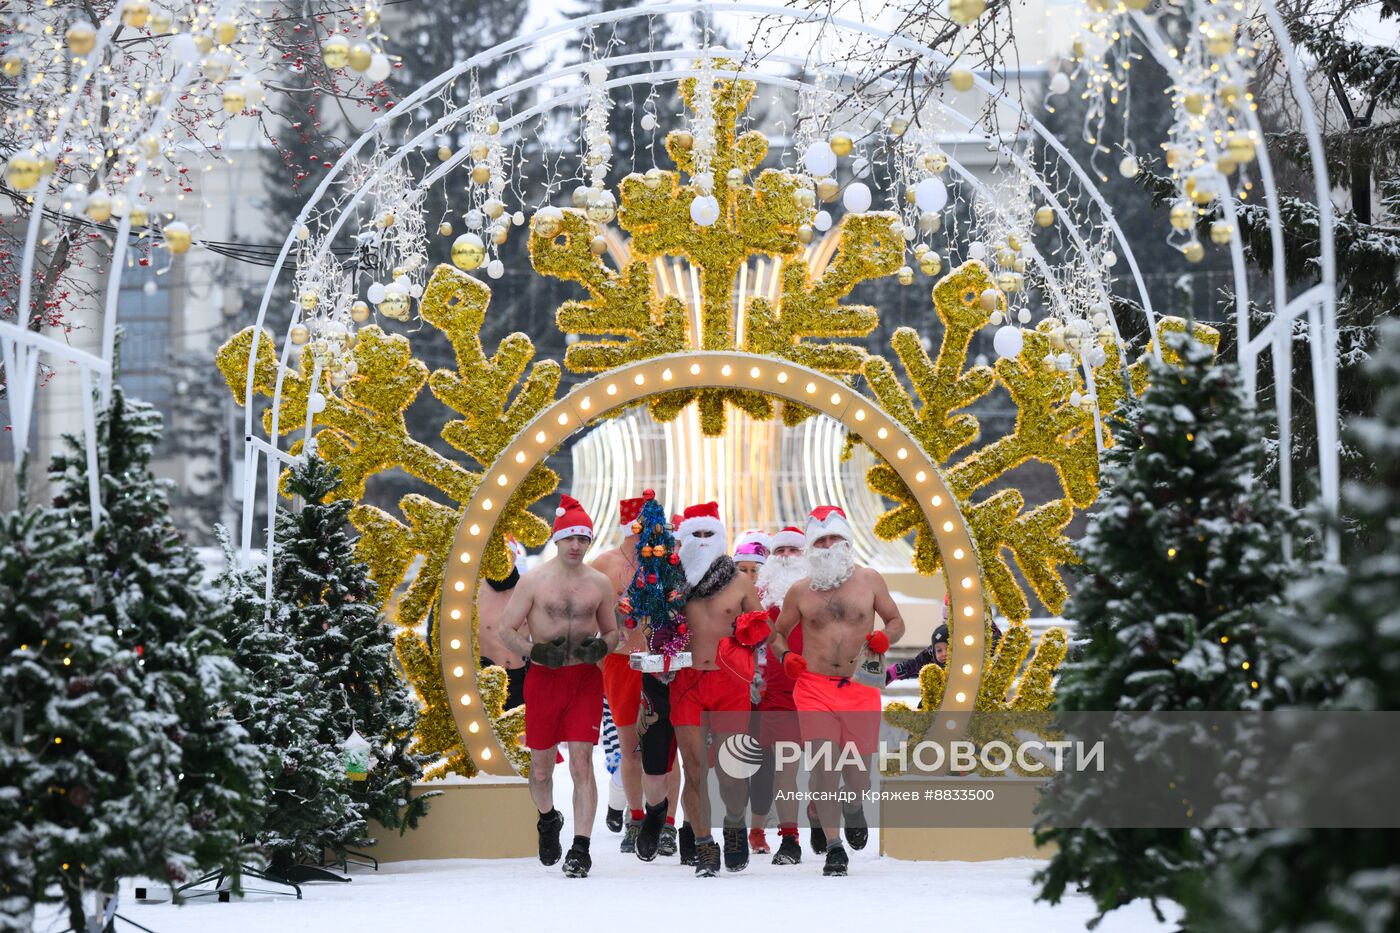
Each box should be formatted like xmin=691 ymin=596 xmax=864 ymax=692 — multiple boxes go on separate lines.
xmin=34 ymin=747 xmax=1180 ymax=932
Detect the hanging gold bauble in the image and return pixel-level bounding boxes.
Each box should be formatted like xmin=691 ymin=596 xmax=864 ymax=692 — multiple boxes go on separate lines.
xmin=1182 ymin=241 xmax=1205 ymax=263
xmin=65 ymin=23 xmax=97 ymax=56
xmin=590 ymin=235 xmax=608 ymax=255
xmin=668 ymin=130 xmax=694 ymax=150
xmin=437 ymin=145 xmax=452 ymax=162
xmin=128 ymin=206 xmax=149 ymax=227
xmin=289 ymin=324 xmax=311 ymax=345
xmin=1169 ymin=201 xmax=1194 ymax=231
xmin=222 ymin=88 xmax=246 ymax=114
xmin=1122 ymin=0 xmax=1149 ymax=9
xmin=486 ymin=118 xmax=500 ymax=135
xmin=378 ymin=292 xmax=410 ymax=319
xmin=483 ymin=198 xmax=506 ymax=220
xmin=1206 ymin=29 xmax=1234 ymax=57
xmin=471 ymin=163 xmax=491 ymax=185
xmin=85 ymin=193 xmax=113 ymax=222
xmin=343 ymin=43 xmax=370 ymax=73
xmin=586 ymin=199 xmax=615 ymax=224
xmin=1165 ymin=147 xmax=1185 ymax=169
xmin=533 ymin=210 xmax=562 ymax=237
xmin=1227 ymin=132 xmax=1256 ymax=163
xmin=1183 ymin=92 xmax=1207 ymax=115
xmin=949 ymin=68 xmax=975 ymax=93
xmin=470 ymin=142 xmax=490 ymax=161
xmin=214 ymin=19 xmax=238 ymax=46
xmin=1219 ymin=82 xmax=1242 ymax=109
xmin=797 ymin=224 xmax=814 ymax=245
xmin=5 ymin=155 xmax=41 ymax=191
xmin=1215 ymin=156 xmax=1237 ymax=175
xmin=1013 ymin=257 xmax=1028 ymax=273
xmin=1035 ymin=205 xmax=1055 ymax=227
xmin=451 ymin=233 xmax=486 ymax=270
xmin=1006 ymin=232 xmax=1023 ymax=252
xmin=299 ymin=290 xmax=320 ymax=312
xmin=120 ymin=0 xmax=151 ymax=29
xmin=1210 ymin=221 xmax=1234 ymax=245
xmin=194 ymin=34 xmax=214 ymax=53
xmin=642 ymin=169 xmax=664 ymax=190
xmin=150 ymin=10 xmax=172 ymax=32
xmin=949 ymin=0 xmax=987 ymax=25
xmin=897 ymin=265 xmax=915 ymax=286
xmin=438 ymin=221 xmax=454 ymax=236
xmin=996 ymin=247 xmax=1016 ymax=267
xmin=351 ymin=300 xmax=371 ymax=322
xmin=321 ymin=36 xmax=350 ymax=70
xmin=919 ymin=253 xmax=942 ymax=276
xmin=1 ymin=55 xmax=22 ymax=78
xmin=829 ymin=132 xmax=853 ymax=157
xmin=997 ymin=271 xmax=1020 ymax=293
xmin=816 ymin=177 xmax=839 ymax=202
xmin=491 ymin=225 xmax=509 ymax=246
xmin=163 ymin=221 xmax=192 ymax=253
xmin=890 ymin=116 xmax=909 ymax=137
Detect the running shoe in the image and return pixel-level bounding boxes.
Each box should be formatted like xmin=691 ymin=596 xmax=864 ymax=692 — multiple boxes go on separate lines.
xmin=748 ymin=827 xmax=770 ymax=855
xmin=635 ymin=799 xmax=667 ymax=862
xmin=679 ymin=822 xmax=697 ymax=866
xmin=562 ymin=845 xmax=592 ymax=878
xmin=843 ymin=804 xmax=868 ymax=851
xmin=537 ymin=809 xmax=564 ymax=866
xmin=694 ymin=840 xmax=721 ymax=878
xmin=822 ymin=844 xmax=848 ymax=877
xmin=621 ymin=819 xmax=641 ymax=854
xmin=605 ymin=807 xmax=624 ymax=834
xmin=722 ymin=825 xmax=749 ymax=872
xmin=772 ymin=833 xmax=802 ymax=865
xmin=657 ymin=824 xmax=678 ymax=857
xmin=807 ymin=802 xmax=828 ymax=855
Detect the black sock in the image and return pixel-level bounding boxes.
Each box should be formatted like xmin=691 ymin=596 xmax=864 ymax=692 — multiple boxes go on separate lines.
xmin=539 ymin=808 xmax=560 ymax=821
xmin=572 ymin=835 xmax=590 ymax=852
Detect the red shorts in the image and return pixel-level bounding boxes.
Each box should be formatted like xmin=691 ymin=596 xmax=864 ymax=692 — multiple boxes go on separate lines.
xmin=602 ymin=653 xmax=642 ymax=728
xmin=670 ymin=666 xmax=752 ymax=731
xmin=793 ymin=672 xmax=882 ymax=757
xmin=524 ymin=662 xmax=604 ymax=750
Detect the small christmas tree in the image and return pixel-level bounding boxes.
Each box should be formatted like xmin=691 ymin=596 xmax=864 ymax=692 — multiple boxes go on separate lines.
xmin=266 ymin=454 xmax=432 ymax=870
xmin=0 ymin=500 xmax=175 ymax=932
xmin=1033 ymin=332 xmax=1301 ymax=925
xmin=620 ymin=491 xmax=688 ymax=658
xmin=46 ymin=386 xmax=265 ymax=894
xmin=1183 ymin=319 xmax=1400 ymax=932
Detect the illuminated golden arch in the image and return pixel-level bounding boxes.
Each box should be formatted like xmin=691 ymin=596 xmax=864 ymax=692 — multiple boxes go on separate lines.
xmin=439 ymin=350 xmax=988 ymax=776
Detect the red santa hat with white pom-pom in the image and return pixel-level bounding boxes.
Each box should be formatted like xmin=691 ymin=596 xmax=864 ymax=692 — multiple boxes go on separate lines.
xmin=552 ymin=494 xmax=594 ymax=543
xmin=770 ymin=525 xmax=806 ymax=552
xmin=805 ymin=505 xmax=853 ymax=544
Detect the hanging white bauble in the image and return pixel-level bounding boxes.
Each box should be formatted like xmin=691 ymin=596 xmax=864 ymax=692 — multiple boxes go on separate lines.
xmin=967 ymin=241 xmax=987 ymax=261
xmin=1049 ymin=72 xmax=1071 ymax=95
xmin=586 ymin=62 xmax=607 ymax=84
xmin=989 ymin=310 xmax=1003 ymax=325
xmin=913 ymin=176 xmax=948 ymax=212
xmin=465 ymin=209 xmax=484 ymax=229
xmin=512 ymin=211 xmax=525 ymax=226
xmin=308 ymin=392 xmax=328 ymax=414
xmin=1069 ymin=390 xmax=1082 ymax=407
xmin=852 ymin=156 xmax=871 ymax=179
xmin=409 ymin=283 xmax=424 ymax=298
xmin=60 ymin=183 xmax=87 ymax=213
xmin=693 ymin=171 xmax=714 ymax=195
xmin=366 ymin=282 xmax=387 ymax=304
xmin=813 ymin=210 xmax=833 ymax=232
xmin=363 ymin=53 xmax=390 ymax=82
xmin=802 ymin=141 xmax=837 ymax=177
xmin=992 ymin=325 xmax=1023 ymax=359
xmin=690 ymin=195 xmax=720 ymax=226
xmin=1118 ymin=155 xmax=1140 ymax=178
xmin=142 ymin=279 xmax=158 ymax=297
xmin=842 ymin=182 xmax=872 ymax=213
xmin=1018 ymin=308 xmax=1033 ymax=324
xmin=171 ymin=33 xmax=200 ymax=64
xmin=487 ymin=259 xmax=504 ymax=279
xmin=1102 ymin=250 xmax=1118 ymax=269
xmin=640 ymin=112 xmax=657 ymax=131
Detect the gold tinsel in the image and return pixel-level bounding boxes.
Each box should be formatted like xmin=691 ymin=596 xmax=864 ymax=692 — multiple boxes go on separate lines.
xmin=529 ymin=68 xmax=897 ymax=436
xmin=217 ymin=262 xmax=563 ymax=780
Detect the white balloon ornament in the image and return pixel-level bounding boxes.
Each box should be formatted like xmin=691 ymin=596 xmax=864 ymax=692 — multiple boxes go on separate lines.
xmin=365 ymin=53 xmax=391 ymax=83
xmin=842 ymin=182 xmax=872 ymax=214
xmin=366 ymin=282 xmax=387 ymax=304
xmin=993 ymin=325 xmax=1024 ymax=359
xmin=802 ymin=141 xmax=837 ymax=177
xmin=813 ymin=210 xmax=833 ymax=232
xmin=690 ymin=195 xmax=720 ymax=226
xmin=967 ymin=241 xmax=987 ymax=262
xmin=1049 ymin=72 xmax=1071 ymax=96
xmin=913 ymin=177 xmax=948 ymax=213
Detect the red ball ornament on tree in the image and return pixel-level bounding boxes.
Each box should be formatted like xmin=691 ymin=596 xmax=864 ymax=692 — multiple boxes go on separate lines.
xmin=625 ymin=617 xmax=637 ymax=629
xmin=647 ymin=573 xmax=658 ymax=585
xmin=677 ymin=623 xmax=688 ymax=636
xmin=642 ymin=488 xmax=656 ymax=500
xmin=668 ymin=553 xmax=680 ymax=565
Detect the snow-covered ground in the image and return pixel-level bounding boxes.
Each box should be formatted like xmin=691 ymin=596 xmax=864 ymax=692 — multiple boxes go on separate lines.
xmin=32 ymin=742 xmax=1180 ymax=932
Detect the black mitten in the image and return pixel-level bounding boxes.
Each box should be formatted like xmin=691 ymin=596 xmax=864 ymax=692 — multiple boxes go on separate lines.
xmin=530 ymin=636 xmax=569 ymax=668
xmin=572 ymin=635 xmax=608 ymax=664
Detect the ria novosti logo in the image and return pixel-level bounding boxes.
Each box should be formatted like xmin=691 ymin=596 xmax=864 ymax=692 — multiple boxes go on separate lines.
xmin=716 ymin=734 xmax=765 ymax=779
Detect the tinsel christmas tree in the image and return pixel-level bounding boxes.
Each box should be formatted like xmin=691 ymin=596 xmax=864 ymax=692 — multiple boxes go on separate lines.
xmin=620 ymin=491 xmax=688 ymax=658
xmin=1033 ymin=332 xmax=1300 ymax=925
xmin=0 ymin=497 xmax=178 ymax=933
xmin=45 ymin=387 xmax=265 ymax=903
xmin=1182 ymin=318 xmax=1400 ymax=933
xmin=263 ymin=454 xmax=433 ymax=871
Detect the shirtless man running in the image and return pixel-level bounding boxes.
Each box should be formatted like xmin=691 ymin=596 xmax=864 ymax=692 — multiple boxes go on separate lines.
xmin=771 ymin=505 xmax=905 ymax=877
xmin=667 ymin=502 xmax=765 ymax=877
xmin=590 ymin=496 xmax=681 ymax=856
xmin=498 ymin=495 xmax=619 ymax=879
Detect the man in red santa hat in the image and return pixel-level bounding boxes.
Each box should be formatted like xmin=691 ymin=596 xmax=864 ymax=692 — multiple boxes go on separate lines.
xmin=666 ymin=501 xmax=765 ymax=877
xmin=747 ymin=524 xmax=810 ymax=863
xmin=498 ymin=494 xmax=620 ymax=879
xmin=590 ymin=496 xmax=681 ymax=856
xmin=770 ymin=505 xmax=906 ymax=877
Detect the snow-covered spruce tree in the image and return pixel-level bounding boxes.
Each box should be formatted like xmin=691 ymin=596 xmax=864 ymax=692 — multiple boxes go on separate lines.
xmin=1183 ymin=318 xmax=1400 ymax=933
xmin=265 ymin=454 xmax=431 ymax=870
xmin=212 ymin=531 xmax=354 ymax=878
xmin=47 ymin=386 xmax=265 ymax=888
xmin=1033 ymin=332 xmax=1301 ymax=926
xmin=0 ymin=500 xmax=176 ymax=932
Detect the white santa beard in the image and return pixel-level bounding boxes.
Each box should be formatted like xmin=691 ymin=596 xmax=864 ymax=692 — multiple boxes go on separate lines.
xmin=807 ymin=540 xmax=856 ymax=591
xmin=679 ymin=534 xmax=727 ymax=588
xmin=757 ymin=554 xmax=808 ymax=609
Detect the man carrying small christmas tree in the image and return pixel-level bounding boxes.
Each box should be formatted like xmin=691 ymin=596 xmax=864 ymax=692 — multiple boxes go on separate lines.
xmin=497 ymin=495 xmax=620 ymax=878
